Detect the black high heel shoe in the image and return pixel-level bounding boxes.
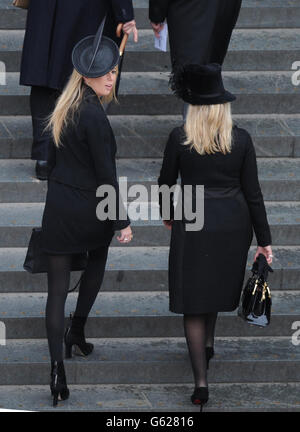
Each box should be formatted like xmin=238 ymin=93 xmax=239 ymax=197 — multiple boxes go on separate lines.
xmin=206 ymin=347 xmax=214 ymax=370
xmin=50 ymin=360 xmax=70 ymax=407
xmin=191 ymin=386 xmax=209 ymax=411
xmin=64 ymin=313 xmax=94 ymax=358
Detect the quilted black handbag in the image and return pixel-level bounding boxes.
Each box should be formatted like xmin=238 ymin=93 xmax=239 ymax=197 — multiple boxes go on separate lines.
xmin=23 ymin=227 xmax=88 ymax=292
xmin=238 ymin=253 xmax=274 ymax=327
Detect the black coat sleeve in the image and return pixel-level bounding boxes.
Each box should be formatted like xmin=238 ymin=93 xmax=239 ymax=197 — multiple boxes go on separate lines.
xmin=158 ymin=129 xmax=180 ymax=220
xmin=149 ymin=0 xmax=170 ymax=23
xmin=82 ymin=107 xmax=131 ymax=231
xmin=111 ymin=0 xmax=134 ymax=23
xmin=240 ymin=131 xmax=272 ymax=247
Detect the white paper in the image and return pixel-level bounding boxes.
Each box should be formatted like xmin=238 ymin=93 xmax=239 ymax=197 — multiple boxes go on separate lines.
xmin=154 ymin=22 xmax=168 ymax=52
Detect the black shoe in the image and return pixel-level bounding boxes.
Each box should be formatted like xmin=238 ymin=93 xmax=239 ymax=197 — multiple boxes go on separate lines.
xmin=50 ymin=360 xmax=70 ymax=407
xmin=191 ymin=386 xmax=209 ymax=411
xmin=35 ymin=160 xmax=49 ymax=180
xmin=64 ymin=313 xmax=94 ymax=359
xmin=206 ymin=346 xmax=214 ymax=370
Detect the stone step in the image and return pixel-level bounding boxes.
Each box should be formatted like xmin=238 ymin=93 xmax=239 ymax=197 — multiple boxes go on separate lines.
xmin=0 ymin=245 xmax=298 ymax=293
xmin=0 ymin=337 xmax=299 ymax=385
xmin=0 ymin=202 xmax=299 ymax=248
xmin=0 ymin=382 xmax=299 ymax=412
xmin=1 ymin=114 xmax=300 ymax=159
xmin=0 ymin=290 xmax=299 ymax=338
xmin=1 ymin=0 xmax=300 ymax=30
xmin=0 ymin=72 xmax=298 ymax=115
xmin=0 ymin=158 xmax=299 ymax=202
xmin=1 ymin=29 xmax=299 ymax=72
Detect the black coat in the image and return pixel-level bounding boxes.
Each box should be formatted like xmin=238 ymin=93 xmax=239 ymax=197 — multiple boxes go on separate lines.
xmin=158 ymin=125 xmax=272 ymax=314
xmin=149 ymin=0 xmax=242 ymax=68
xmin=20 ymin=0 xmax=134 ymax=90
xmin=41 ymin=84 xmax=130 ymax=254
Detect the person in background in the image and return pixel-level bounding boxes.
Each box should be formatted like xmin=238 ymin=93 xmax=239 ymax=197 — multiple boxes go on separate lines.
xmin=158 ymin=64 xmax=273 ymax=410
xmin=20 ymin=0 xmax=138 ymax=180
xmin=149 ymin=0 xmax=242 ymax=120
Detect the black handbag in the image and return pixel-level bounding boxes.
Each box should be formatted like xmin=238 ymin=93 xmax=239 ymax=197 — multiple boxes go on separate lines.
xmin=238 ymin=253 xmax=274 ymax=327
xmin=23 ymin=227 xmax=88 ymax=292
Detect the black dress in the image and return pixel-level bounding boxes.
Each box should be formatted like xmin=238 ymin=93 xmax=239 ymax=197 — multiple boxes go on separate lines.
xmin=149 ymin=0 xmax=242 ymax=68
xmin=158 ymin=126 xmax=272 ymax=314
xmin=41 ymin=84 xmax=130 ymax=255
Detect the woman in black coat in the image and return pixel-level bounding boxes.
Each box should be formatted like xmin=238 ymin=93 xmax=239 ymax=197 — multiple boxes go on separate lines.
xmin=158 ymin=64 xmax=273 ymax=409
xmin=20 ymin=0 xmax=137 ymax=179
xmin=39 ymin=24 xmax=132 ymax=406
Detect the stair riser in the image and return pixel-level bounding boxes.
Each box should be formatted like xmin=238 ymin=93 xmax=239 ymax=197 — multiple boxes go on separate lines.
xmin=1 ymin=315 xmax=297 ymax=339
xmin=0 ymin=181 xmax=299 ymax=202
xmin=1 ymin=7 xmax=300 ymax=29
xmin=0 ymin=361 xmax=298 ymax=385
xmin=2 ymin=51 xmax=297 ymax=72
xmin=0 ymin=136 xmax=298 ymax=159
xmin=0 ymin=225 xmax=299 ymax=247
xmin=0 ymin=95 xmax=299 ymax=116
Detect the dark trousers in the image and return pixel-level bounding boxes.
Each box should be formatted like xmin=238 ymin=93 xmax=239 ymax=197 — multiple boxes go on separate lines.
xmin=30 ymin=86 xmax=61 ymax=161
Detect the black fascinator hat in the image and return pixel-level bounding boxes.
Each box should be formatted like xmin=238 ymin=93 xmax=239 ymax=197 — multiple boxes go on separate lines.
xmin=72 ymin=16 xmax=120 ymax=78
xmin=170 ymin=63 xmax=236 ymax=105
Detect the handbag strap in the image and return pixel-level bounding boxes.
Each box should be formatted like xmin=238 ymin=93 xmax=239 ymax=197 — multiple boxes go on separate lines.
xmin=251 ymin=253 xmax=274 ymax=282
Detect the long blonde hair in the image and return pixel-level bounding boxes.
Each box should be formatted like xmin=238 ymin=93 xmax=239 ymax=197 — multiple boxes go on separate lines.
xmin=184 ymin=103 xmax=233 ymax=155
xmin=46 ymin=67 xmax=118 ymax=147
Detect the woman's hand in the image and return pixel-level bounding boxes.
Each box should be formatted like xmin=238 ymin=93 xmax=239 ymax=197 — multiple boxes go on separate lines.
xmin=122 ymin=20 xmax=138 ymax=42
xmin=254 ymin=245 xmax=273 ymax=265
xmin=151 ymin=22 xmax=165 ymax=38
xmin=117 ymin=225 xmax=133 ymax=244
xmin=163 ymin=220 xmax=173 ymax=230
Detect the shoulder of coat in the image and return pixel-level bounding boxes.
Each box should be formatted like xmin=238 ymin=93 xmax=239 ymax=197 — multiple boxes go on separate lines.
xmin=232 ymin=124 xmax=251 ymax=142
xmin=78 ymin=99 xmax=107 ymax=125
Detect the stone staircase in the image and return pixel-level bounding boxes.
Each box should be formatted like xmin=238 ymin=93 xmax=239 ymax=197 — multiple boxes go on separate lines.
xmin=0 ymin=0 xmax=299 ymax=411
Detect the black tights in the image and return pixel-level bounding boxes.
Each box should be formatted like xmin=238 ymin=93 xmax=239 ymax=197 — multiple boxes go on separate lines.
xmin=45 ymin=245 xmax=109 ymax=362
xmin=183 ymin=312 xmax=218 ymax=388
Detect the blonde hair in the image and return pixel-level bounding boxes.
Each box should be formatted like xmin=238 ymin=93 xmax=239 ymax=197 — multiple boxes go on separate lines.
xmin=46 ymin=66 xmax=119 ymax=147
xmin=184 ymin=103 xmax=233 ymax=155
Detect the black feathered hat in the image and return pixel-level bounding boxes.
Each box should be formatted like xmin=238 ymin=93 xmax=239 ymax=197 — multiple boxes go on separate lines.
xmin=170 ymin=63 xmax=236 ymax=105
xmin=72 ymin=15 xmax=120 ymax=78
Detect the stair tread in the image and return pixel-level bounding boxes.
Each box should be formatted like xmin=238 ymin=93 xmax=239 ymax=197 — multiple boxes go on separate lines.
xmin=0 ymin=201 xmax=300 ymax=227
xmin=1 ymin=28 xmax=300 ymax=52
xmin=0 ymin=382 xmax=299 ymax=412
xmin=0 ymin=158 xmax=299 ymax=182
xmin=0 ymin=245 xmax=299 ymax=272
xmin=0 ymin=290 xmax=298 ymax=318
xmin=0 ymin=71 xmax=297 ymax=96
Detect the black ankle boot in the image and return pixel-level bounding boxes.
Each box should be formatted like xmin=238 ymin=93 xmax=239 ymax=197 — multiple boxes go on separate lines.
xmin=206 ymin=347 xmax=214 ymax=369
xmin=64 ymin=313 xmax=94 ymax=358
xmin=50 ymin=360 xmax=69 ymax=407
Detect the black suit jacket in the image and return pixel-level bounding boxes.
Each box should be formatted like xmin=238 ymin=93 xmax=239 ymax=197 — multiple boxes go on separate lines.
xmin=149 ymin=0 xmax=242 ymax=67
xmin=48 ymin=84 xmax=130 ymax=231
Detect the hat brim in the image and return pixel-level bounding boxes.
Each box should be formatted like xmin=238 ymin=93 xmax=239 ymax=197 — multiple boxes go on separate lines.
xmin=72 ymin=35 xmax=120 ymax=78
xmin=182 ymin=90 xmax=236 ymax=106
